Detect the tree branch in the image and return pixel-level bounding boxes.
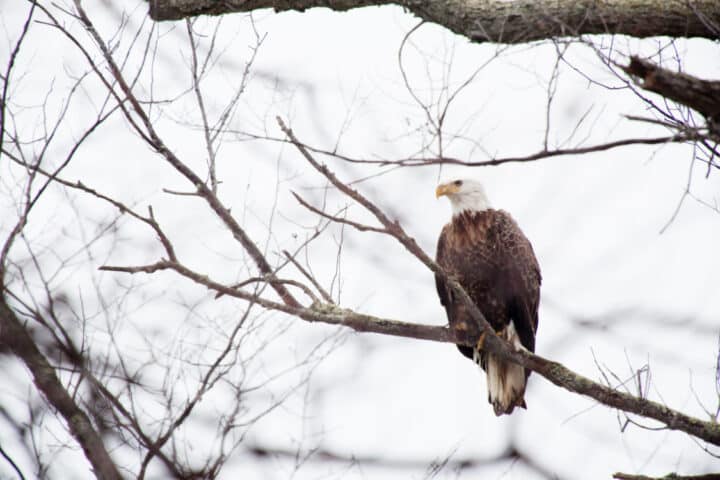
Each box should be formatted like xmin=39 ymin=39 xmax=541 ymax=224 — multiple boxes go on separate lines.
xmin=0 ymin=300 xmax=122 ymax=480
xmin=147 ymin=0 xmax=720 ymax=43
xmin=233 ymin=130 xmax=698 ymax=168
xmin=622 ymin=56 xmax=720 ymax=134
xmin=613 ymin=473 xmax=720 ymax=480
xmin=282 ymin=249 xmax=335 ymax=304
xmin=246 ymin=442 xmax=562 ymax=479
xmin=292 ymin=191 xmax=389 ymax=234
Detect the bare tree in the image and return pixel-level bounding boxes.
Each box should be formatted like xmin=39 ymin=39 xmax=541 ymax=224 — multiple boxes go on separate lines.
xmin=1 ymin=0 xmax=719 ymax=479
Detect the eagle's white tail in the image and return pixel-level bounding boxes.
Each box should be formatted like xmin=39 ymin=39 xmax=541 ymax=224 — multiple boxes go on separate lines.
xmin=476 ymin=321 xmax=528 ymax=416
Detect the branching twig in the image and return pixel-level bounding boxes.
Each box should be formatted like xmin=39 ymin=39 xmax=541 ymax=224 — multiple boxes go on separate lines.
xmin=219 ymin=275 xmax=320 ymax=304
xmin=282 ymin=249 xmax=334 ymax=304
xmin=292 ymin=192 xmax=388 ymax=234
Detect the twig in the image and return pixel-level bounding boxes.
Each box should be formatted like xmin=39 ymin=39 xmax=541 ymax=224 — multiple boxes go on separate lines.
xmin=282 ymin=250 xmax=334 ymax=304
xmin=217 ymin=276 xmax=320 ymax=303
xmin=292 ymin=192 xmax=388 ymax=234
xmin=0 ymin=443 xmax=26 ymax=480
xmin=162 ymin=188 xmax=202 ymax=197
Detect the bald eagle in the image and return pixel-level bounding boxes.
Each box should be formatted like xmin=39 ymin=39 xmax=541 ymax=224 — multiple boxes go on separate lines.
xmin=435 ymin=179 xmax=541 ymax=415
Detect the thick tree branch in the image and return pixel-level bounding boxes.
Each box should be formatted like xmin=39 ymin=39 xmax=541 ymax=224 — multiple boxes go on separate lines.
xmin=614 ymin=473 xmax=720 ymax=480
xmin=623 ymin=56 xmax=720 ymax=133
xmin=0 ymin=300 xmax=122 ymax=480
xmin=148 ymin=0 xmax=720 ymax=43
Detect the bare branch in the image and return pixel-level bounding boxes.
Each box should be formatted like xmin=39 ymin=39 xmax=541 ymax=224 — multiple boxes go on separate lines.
xmin=282 ymin=250 xmax=334 ymax=304
xmin=246 ymin=442 xmax=563 ymax=479
xmin=221 ymin=276 xmax=321 ymax=304
xmin=613 ymin=473 xmax=720 ymax=480
xmin=0 ymin=300 xmax=122 ymax=480
xmin=99 ymin=261 xmax=172 ymax=274
xmin=292 ymin=191 xmax=388 ymax=234
xmin=622 ymin=56 xmax=720 ymax=134
xmin=0 ymin=1 xmax=36 ymax=158
xmin=234 ymin=129 xmax=697 ymax=168
xmin=0 ymin=443 xmax=26 ymax=480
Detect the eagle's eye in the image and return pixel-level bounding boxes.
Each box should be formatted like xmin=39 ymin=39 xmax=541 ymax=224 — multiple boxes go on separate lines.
xmin=454 ymin=180 xmax=463 ymax=187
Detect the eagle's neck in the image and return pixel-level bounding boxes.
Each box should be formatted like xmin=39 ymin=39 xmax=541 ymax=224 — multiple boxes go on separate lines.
xmin=449 ymin=192 xmax=491 ymax=216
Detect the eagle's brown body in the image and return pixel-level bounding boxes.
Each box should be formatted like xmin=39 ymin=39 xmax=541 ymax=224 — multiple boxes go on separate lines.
xmin=435 ymin=209 xmax=541 ymax=415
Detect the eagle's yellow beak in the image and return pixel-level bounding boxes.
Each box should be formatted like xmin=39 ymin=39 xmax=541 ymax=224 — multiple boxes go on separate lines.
xmin=435 ymin=183 xmax=459 ymax=198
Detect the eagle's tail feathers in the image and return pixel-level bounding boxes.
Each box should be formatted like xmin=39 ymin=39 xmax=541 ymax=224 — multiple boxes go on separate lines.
xmin=481 ymin=321 xmax=528 ymax=416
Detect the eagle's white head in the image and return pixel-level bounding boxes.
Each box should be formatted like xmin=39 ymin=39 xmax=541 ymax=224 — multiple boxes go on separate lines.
xmin=435 ymin=178 xmax=491 ymax=215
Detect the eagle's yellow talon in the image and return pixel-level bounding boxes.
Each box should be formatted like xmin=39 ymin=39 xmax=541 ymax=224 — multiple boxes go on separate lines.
xmin=476 ymin=330 xmax=487 ymax=351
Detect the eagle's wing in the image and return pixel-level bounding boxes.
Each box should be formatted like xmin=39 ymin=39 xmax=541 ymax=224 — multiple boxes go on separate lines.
xmin=435 ymin=224 xmax=475 ymax=360
xmin=495 ymin=211 xmax=541 ymax=353
xmin=434 ymin=224 xmax=451 ymax=308
xmin=483 ymin=211 xmax=542 ymax=414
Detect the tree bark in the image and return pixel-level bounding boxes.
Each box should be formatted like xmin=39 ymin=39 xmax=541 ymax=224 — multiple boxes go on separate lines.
xmin=148 ymin=0 xmax=720 ymax=43
xmin=0 ymin=300 xmax=123 ymax=480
